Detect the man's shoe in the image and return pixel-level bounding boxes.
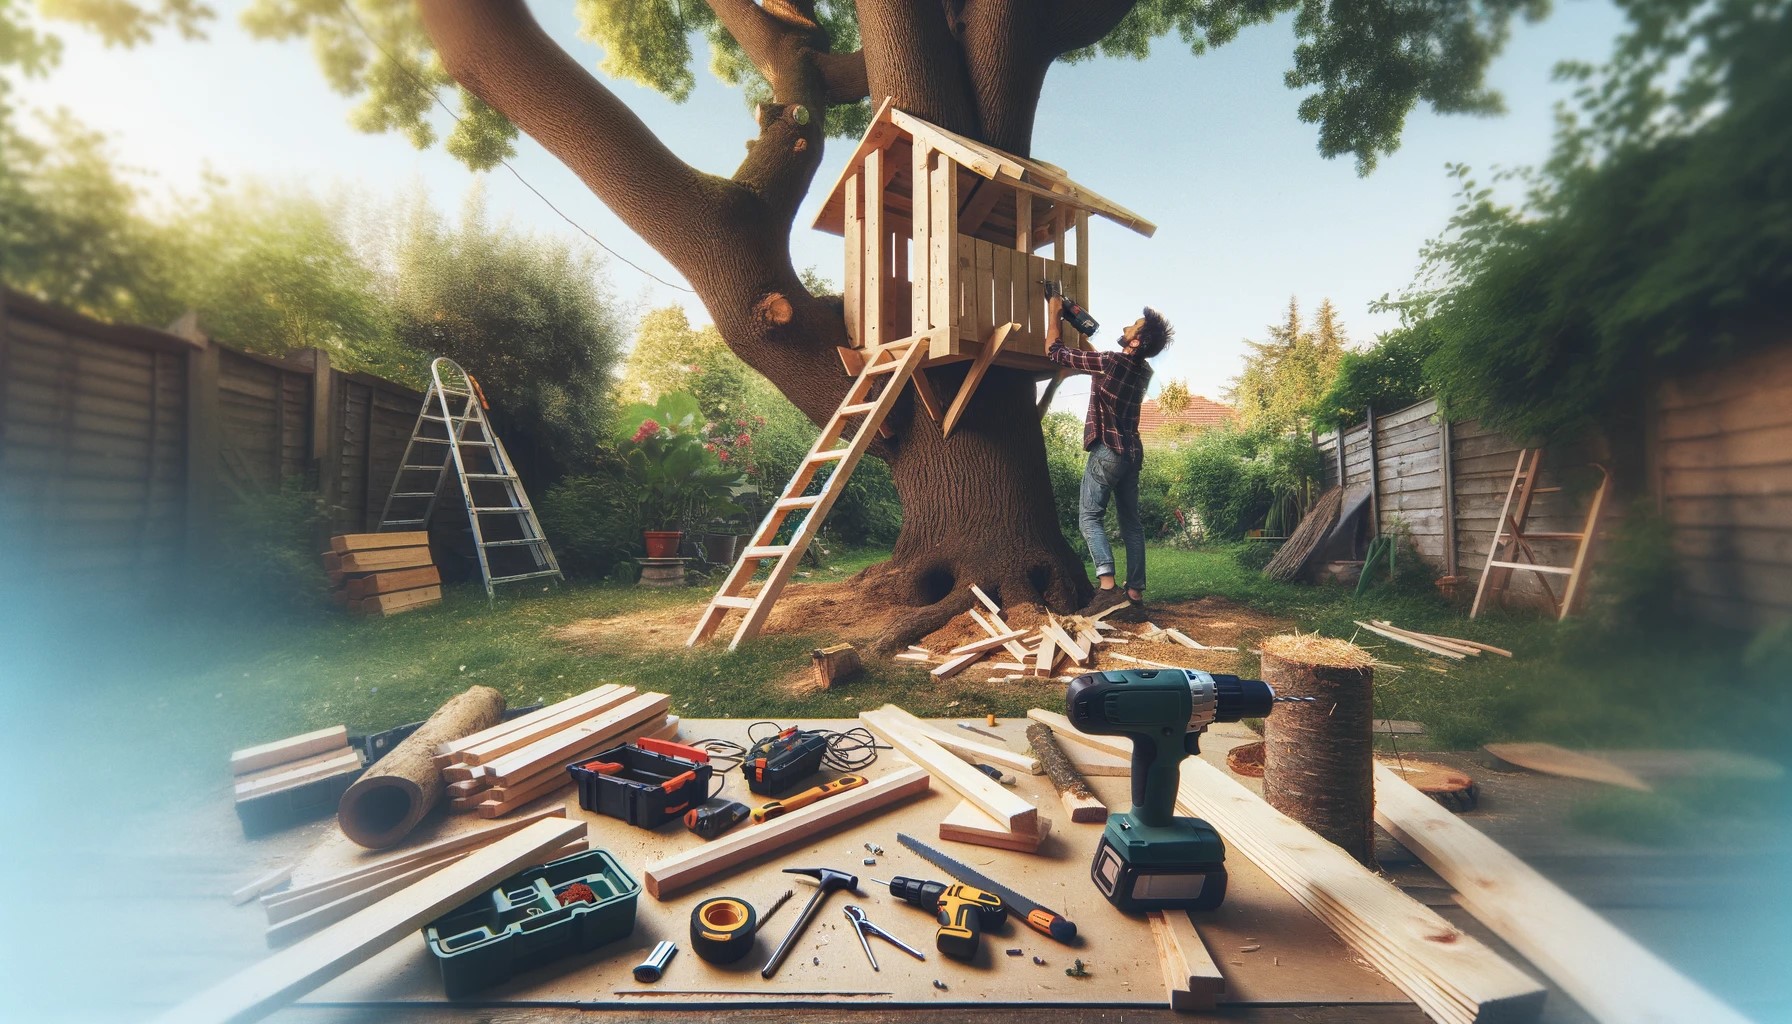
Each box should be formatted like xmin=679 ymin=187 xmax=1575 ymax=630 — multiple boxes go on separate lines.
xmin=1082 ymin=587 xmax=1129 ymax=616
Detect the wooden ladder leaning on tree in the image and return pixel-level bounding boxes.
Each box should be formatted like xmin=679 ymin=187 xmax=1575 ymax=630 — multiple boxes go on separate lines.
xmin=687 ymin=330 xmax=938 ymax=650
xmin=1470 ymin=447 xmax=1609 ymax=620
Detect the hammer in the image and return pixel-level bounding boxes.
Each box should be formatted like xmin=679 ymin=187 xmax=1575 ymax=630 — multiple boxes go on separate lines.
xmin=761 ymin=866 xmax=861 ymax=979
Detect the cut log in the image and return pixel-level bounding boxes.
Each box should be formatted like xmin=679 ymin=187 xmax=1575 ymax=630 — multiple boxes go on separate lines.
xmin=1027 ymin=722 xmax=1106 ymax=823
xmin=643 ymin=766 xmax=930 ymax=899
xmin=230 ymin=726 xmax=349 ymax=776
xmin=337 ymin=686 xmax=504 ymax=849
xmin=153 ymin=818 xmax=585 ymax=1024
xmin=939 ymin=799 xmax=1051 ymax=852
xmin=1374 ymin=764 xmax=1749 ymax=1024
xmin=860 ymin=710 xmax=1038 ymax=832
xmin=811 ymin=643 xmax=863 ymax=688
xmin=1261 ymin=634 xmax=1376 ymax=866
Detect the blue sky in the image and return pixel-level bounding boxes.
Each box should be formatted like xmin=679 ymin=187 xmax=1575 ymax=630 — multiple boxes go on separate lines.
xmin=17 ymin=1 xmax=1627 ymax=414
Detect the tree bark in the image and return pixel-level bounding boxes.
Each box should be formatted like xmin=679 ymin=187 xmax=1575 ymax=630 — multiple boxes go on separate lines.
xmin=338 ymin=685 xmax=505 ymax=849
xmin=418 ymin=0 xmax=1111 ymax=646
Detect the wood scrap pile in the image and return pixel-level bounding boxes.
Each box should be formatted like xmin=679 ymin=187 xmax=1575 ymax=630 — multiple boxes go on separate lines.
xmin=1262 ymin=485 xmax=1342 ymax=582
xmin=437 ymin=684 xmax=677 ymax=818
xmin=231 ymin=726 xmax=365 ymax=836
xmin=896 ymin=586 xmax=1242 ymax=682
xmin=1352 ymin=620 xmax=1513 ymax=661
xmin=324 ymin=531 xmax=441 ymax=616
xmin=256 ymin=808 xmax=584 ymax=946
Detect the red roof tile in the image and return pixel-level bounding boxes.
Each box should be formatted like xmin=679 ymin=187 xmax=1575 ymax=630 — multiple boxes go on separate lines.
xmin=1137 ymin=395 xmax=1236 ymax=437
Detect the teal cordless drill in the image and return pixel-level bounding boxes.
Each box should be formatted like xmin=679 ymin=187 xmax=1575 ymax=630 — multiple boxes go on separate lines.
xmin=1066 ymin=668 xmax=1306 ymax=912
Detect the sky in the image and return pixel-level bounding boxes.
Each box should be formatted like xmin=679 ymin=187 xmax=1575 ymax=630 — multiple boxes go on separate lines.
xmin=14 ymin=1 xmax=1629 ymax=416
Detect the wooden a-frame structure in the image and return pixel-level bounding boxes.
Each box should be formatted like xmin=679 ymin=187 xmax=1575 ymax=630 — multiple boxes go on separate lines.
xmin=690 ymin=100 xmax=1156 ymax=649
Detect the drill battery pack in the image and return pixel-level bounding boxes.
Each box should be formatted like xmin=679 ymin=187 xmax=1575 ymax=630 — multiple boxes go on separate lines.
xmin=742 ymin=727 xmax=829 ymax=796
xmin=568 ymin=738 xmax=713 ymax=829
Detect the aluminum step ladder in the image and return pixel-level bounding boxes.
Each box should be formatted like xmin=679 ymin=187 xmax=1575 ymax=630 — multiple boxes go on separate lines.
xmin=687 ymin=331 xmax=935 ymax=649
xmin=1469 ymin=447 xmax=1607 ymax=620
xmin=378 ymin=357 xmax=563 ymax=601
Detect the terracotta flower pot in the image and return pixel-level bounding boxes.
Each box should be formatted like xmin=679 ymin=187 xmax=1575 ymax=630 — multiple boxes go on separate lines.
xmin=642 ymin=530 xmax=683 ymax=559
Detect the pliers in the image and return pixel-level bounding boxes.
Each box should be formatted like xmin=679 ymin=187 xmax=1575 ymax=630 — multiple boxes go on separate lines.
xmin=843 ymin=904 xmax=926 ymax=971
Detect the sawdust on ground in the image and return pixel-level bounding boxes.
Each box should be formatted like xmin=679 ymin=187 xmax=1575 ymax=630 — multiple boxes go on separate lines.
xmin=548 ymin=580 xmax=920 ymax=656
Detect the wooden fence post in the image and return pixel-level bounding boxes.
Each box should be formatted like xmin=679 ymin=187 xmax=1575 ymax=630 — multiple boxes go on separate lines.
xmin=1439 ymin=416 xmax=1457 ymax=577
xmin=174 ymin=314 xmax=220 ymax=556
xmin=1364 ymin=406 xmax=1380 ymax=538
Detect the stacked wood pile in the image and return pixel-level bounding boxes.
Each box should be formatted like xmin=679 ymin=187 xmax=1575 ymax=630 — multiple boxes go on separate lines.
xmin=1353 ymin=619 xmax=1513 ymax=661
xmin=894 ymin=586 xmax=1240 ymax=682
xmin=257 ymin=808 xmax=585 ymax=946
xmin=231 ymin=726 xmax=365 ymax=834
xmin=436 ymin=684 xmax=677 ymax=818
xmin=323 ymin=532 xmax=440 ymax=616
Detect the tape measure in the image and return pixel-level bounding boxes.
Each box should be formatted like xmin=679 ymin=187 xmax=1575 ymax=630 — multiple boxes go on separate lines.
xmin=690 ymin=896 xmax=758 ymax=964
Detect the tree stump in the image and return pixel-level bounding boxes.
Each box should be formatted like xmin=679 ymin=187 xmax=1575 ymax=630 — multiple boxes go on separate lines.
xmin=338 ymin=686 xmax=504 ymax=849
xmin=810 ymin=643 xmax=862 ymax=689
xmin=1260 ymin=634 xmax=1376 ymax=866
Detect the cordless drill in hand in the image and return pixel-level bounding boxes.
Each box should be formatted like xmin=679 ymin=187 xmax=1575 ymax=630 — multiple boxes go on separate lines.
xmin=1041 ymin=279 xmax=1099 ymax=337
xmin=1066 ymin=668 xmax=1309 ymax=912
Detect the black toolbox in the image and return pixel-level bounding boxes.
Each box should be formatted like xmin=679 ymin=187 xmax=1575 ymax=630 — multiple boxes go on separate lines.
xmin=567 ymin=737 xmax=713 ymax=829
xmin=424 ymin=848 xmax=639 ymax=998
xmin=742 ymin=726 xmax=829 ymax=795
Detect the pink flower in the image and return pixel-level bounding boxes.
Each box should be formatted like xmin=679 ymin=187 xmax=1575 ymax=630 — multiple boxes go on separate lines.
xmin=717 ymin=450 xmax=729 ymax=463
xmin=632 ymin=419 xmax=661 ymax=444
xmin=736 ymin=432 xmax=751 ymax=446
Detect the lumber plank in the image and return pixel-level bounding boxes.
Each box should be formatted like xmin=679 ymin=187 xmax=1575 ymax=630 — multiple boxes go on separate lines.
xmin=262 ymin=807 xmax=569 ymax=910
xmin=970 ymin=585 xmax=1003 ymax=615
xmin=1059 ymin=740 xmax=1132 ymax=778
xmin=1483 ymin=742 xmax=1652 ymax=792
xmin=1354 ymin=621 xmax=1468 ymax=660
xmin=947 ymin=628 xmax=1028 ymax=657
xmin=1040 ymin=620 xmax=1088 ymax=663
xmin=861 ymin=710 xmax=1037 ymax=831
xmin=939 ymin=799 xmax=1051 ymax=853
xmin=1373 ymin=764 xmax=1752 ymax=1024
xmin=359 ymin=584 xmax=441 ymax=616
xmin=346 ymin=566 xmax=441 ymax=598
xmin=941 ymin=322 xmax=1016 ymax=438
xmin=1369 ymin=621 xmax=1481 ymax=656
xmin=435 ymin=685 xmax=620 ymax=761
xmin=233 ymin=746 xmax=356 ymax=788
xmin=643 ymin=766 xmax=931 ymax=899
xmin=329 ymin=531 xmax=429 ymax=555
xmin=475 ymin=716 xmax=679 ymax=816
xmin=230 ymin=866 xmax=292 ymax=906
xmin=479 ymin=693 xmax=670 ymax=781
xmin=458 ymin=685 xmax=633 ymax=765
xmin=153 ymin=817 xmax=586 ymax=1024
xmin=1111 ymin=652 xmax=1183 ymax=670
xmin=1148 ymin=909 xmax=1225 ymax=1012
xmin=968 ymin=607 xmax=1031 ymax=660
xmin=931 ymin=648 xmax=987 ymax=679
xmin=233 ymin=749 xmax=362 ymax=799
xmin=336 ymin=547 xmax=434 ymax=573
xmin=230 ymin=726 xmax=349 ymax=776
xmin=1175 ymin=756 xmax=1544 ymax=1024
xmin=871 ymin=705 xmax=1041 ymax=775
xmin=1026 ymin=709 xmax=1132 ymax=760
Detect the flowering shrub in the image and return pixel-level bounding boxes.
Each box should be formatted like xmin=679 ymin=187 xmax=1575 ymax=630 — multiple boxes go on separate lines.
xmin=613 ymin=393 xmax=746 ymax=530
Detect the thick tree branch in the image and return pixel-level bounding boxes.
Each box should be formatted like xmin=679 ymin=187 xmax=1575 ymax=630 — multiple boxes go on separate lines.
xmin=416 ymin=0 xmax=731 ymax=274
xmin=815 ymin=49 xmax=869 ymax=105
xmin=962 ymin=0 xmax=1055 ymax=154
xmin=858 ymin=0 xmax=980 ymax=135
xmin=704 ymin=0 xmax=811 ymax=95
xmin=1048 ymin=0 xmax=1137 ymax=53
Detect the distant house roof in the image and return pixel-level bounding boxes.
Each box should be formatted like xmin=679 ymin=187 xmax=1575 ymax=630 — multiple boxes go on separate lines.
xmin=1138 ymin=395 xmax=1236 ymax=437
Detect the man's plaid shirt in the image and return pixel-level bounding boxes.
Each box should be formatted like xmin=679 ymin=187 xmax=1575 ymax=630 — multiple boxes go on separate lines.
xmin=1047 ymin=338 xmax=1153 ymax=462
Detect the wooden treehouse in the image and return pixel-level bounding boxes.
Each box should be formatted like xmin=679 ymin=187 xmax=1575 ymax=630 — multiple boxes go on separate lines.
xmin=690 ymin=100 xmax=1156 ymax=649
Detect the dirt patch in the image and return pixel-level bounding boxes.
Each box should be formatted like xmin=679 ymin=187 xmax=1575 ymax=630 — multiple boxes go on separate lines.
xmin=549 ymin=580 xmax=919 ymax=657
xmin=548 ymin=604 xmax=709 ymax=655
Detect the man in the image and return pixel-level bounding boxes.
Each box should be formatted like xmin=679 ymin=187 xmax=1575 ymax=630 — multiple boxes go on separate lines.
xmin=1045 ymin=295 xmax=1175 ymax=612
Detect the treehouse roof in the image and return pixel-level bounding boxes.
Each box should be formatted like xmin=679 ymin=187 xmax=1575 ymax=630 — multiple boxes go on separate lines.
xmin=813 ymin=98 xmax=1157 ymax=241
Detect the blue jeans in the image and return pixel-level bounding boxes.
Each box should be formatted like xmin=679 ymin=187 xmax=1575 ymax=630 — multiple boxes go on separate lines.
xmin=1080 ymin=444 xmax=1145 ymax=593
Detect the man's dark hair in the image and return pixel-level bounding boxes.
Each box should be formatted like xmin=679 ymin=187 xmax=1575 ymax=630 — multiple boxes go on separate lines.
xmin=1136 ymin=307 xmax=1174 ymax=359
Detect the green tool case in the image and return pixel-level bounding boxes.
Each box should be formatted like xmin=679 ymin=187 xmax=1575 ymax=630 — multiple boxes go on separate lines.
xmin=423 ymin=848 xmax=640 ymax=998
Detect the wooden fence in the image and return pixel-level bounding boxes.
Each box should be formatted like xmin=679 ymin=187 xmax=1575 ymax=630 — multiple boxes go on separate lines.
xmin=1317 ymin=343 xmax=1792 ymax=629
xmin=0 ymin=290 xmax=424 ymax=588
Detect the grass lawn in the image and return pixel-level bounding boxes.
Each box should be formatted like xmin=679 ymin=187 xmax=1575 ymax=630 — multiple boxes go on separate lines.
xmin=11 ymin=542 xmax=1787 ymax=805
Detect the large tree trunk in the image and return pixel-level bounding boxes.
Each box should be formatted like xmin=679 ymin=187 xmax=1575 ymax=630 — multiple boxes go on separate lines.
xmin=419 ymin=0 xmax=1128 ymax=648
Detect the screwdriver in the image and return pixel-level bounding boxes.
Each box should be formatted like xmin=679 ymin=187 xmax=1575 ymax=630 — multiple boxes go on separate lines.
xmin=869 ymin=876 xmax=1006 ymax=962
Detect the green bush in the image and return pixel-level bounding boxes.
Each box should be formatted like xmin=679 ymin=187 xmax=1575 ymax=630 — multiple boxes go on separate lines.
xmin=538 ymin=462 xmax=640 ymax=580
xmin=208 ymin=480 xmax=329 ymax=616
xmin=1170 ymin=425 xmax=1322 ymax=541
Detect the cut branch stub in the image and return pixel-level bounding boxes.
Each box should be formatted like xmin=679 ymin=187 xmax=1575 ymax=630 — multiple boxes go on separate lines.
xmin=754 ymin=292 xmax=795 ymax=326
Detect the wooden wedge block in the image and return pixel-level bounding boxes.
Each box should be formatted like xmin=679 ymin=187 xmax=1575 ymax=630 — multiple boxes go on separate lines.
xmin=1374 ymin=764 xmax=1751 ymax=1024
xmin=861 ymin=710 xmax=1037 ymax=832
xmin=231 ymin=726 xmax=349 ymax=776
xmin=346 ymin=566 xmax=441 ymax=599
xmin=480 ymin=693 xmax=670 ymax=781
xmin=643 ymin=766 xmax=930 ymax=899
xmin=330 ymin=531 xmax=430 ymax=555
xmin=1148 ymin=909 xmax=1224 ymax=1012
xmin=154 ymin=817 xmax=587 ymax=1024
xmin=871 ymin=705 xmax=1041 ymax=775
xmin=939 ymin=799 xmax=1051 ymax=853
xmin=337 ymin=546 xmax=435 ymax=573
xmin=359 ymin=584 xmax=441 ymax=616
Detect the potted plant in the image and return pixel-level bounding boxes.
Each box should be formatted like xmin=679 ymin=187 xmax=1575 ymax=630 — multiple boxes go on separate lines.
xmin=616 ymin=393 xmax=746 ymax=558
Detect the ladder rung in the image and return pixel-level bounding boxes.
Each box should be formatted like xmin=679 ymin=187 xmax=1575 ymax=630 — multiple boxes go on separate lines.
xmin=865 ymin=359 xmax=904 ymax=376
xmin=741 ymin=545 xmax=791 ymax=560
xmin=482 ymin=538 xmax=547 ymax=548
xmin=488 ymin=569 xmax=562 ymax=584
xmin=1522 ymin=531 xmax=1585 ymax=540
xmin=838 ymin=401 xmax=878 ymax=417
xmin=807 ymin=449 xmax=849 ymax=463
xmin=471 ymin=507 xmax=530 ymax=515
xmin=391 ymin=492 xmax=436 ymax=499
xmin=1532 ymin=486 xmax=1562 ymax=494
xmin=711 ymin=596 xmax=755 ymax=609
xmin=419 ymin=414 xmax=474 ymax=423
xmin=437 ymin=388 xmax=472 ymax=398
xmin=400 ymin=464 xmax=442 ymax=472
xmin=458 ymin=440 xmax=495 ymax=448
xmin=464 ymin=473 xmax=517 ymax=481
xmin=775 ymin=496 xmax=822 ymax=509
xmin=1490 ymin=560 xmax=1574 ymax=574
xmin=410 ymin=437 xmax=452 ymax=444
xmin=383 ymin=518 xmax=427 ymax=526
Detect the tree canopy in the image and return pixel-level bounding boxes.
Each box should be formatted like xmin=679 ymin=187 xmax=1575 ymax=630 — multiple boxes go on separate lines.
xmin=1226 ymin=296 xmax=1347 ymax=430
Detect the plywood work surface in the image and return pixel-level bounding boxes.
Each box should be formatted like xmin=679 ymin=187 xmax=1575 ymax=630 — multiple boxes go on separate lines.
xmin=291 ymin=719 xmax=1406 ymax=1011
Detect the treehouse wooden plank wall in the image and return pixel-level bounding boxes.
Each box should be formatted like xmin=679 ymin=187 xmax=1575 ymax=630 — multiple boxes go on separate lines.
xmin=815 ymin=99 xmax=1156 ymax=380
